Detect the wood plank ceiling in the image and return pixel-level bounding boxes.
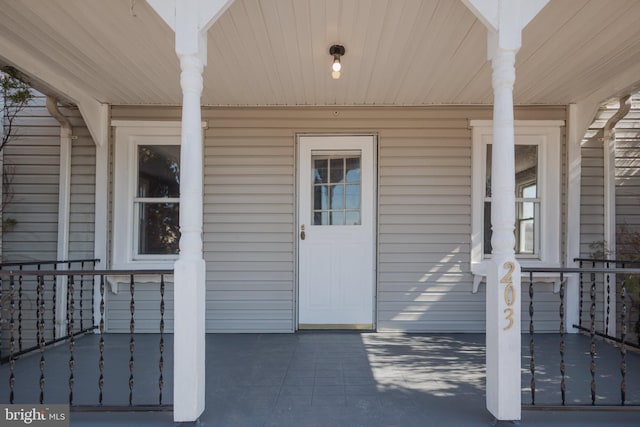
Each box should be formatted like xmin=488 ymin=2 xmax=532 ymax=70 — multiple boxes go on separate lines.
xmin=1 ymin=0 xmax=640 ymax=107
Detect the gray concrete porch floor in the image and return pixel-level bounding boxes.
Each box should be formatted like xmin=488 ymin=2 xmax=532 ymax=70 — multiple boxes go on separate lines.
xmin=2 ymin=332 xmax=640 ymax=426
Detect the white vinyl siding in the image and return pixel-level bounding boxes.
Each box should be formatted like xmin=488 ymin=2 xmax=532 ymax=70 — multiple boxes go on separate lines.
xmin=108 ymin=106 xmax=565 ymax=333
xmin=68 ymin=110 xmax=96 ymax=260
xmin=1 ymin=98 xmax=96 ymax=262
xmin=204 ymin=129 xmax=295 ymax=332
xmin=377 ymin=129 xmax=474 ymax=331
xmin=580 ymin=140 xmax=605 ymax=256
xmin=2 ymin=95 xmax=60 ymax=261
xmin=579 ymin=126 xmax=606 ymax=330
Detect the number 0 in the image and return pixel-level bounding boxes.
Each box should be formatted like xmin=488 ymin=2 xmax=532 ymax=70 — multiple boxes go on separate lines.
xmin=504 ymin=284 xmax=515 ymax=306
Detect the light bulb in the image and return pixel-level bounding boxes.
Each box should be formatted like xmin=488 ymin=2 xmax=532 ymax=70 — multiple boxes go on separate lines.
xmin=332 ymin=58 xmax=341 ymax=72
xmin=332 ymin=70 xmax=341 ymax=79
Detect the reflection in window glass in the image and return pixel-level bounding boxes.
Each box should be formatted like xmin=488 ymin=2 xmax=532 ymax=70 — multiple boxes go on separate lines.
xmin=484 ymin=144 xmax=539 ymax=255
xmin=331 ymin=184 xmax=345 ymax=209
xmin=313 ymin=159 xmax=328 ymax=184
xmin=330 ymin=158 xmax=344 ymax=183
xmin=138 ymin=145 xmax=180 ymax=197
xmin=312 ymin=154 xmax=361 ymax=225
xmin=345 ymin=185 xmax=360 ymax=209
xmin=138 ymin=203 xmax=180 ymax=254
xmin=136 ymin=145 xmax=180 ymax=255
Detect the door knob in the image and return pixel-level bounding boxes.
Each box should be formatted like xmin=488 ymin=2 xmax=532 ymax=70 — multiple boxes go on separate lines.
xmin=300 ymin=224 xmax=306 ymax=240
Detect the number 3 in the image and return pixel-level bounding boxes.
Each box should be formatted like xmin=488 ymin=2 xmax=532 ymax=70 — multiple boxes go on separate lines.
xmin=503 ymin=308 xmax=514 ymax=331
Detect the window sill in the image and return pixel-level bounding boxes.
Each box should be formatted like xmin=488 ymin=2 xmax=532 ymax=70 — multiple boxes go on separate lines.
xmin=106 ymin=274 xmax=174 ymax=294
xmin=112 ymin=259 xmax=177 ymax=270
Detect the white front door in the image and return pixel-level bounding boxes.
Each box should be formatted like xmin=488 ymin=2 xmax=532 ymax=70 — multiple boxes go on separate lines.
xmin=297 ymin=135 xmax=376 ymax=328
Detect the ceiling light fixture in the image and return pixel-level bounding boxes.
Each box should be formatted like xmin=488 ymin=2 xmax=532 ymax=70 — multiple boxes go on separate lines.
xmin=329 ymin=44 xmax=345 ymax=79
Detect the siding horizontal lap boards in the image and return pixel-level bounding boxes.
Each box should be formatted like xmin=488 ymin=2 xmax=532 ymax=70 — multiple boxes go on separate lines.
xmin=3 ymin=95 xmax=59 ymax=261
xmin=204 ymin=129 xmax=294 ymax=333
xmin=377 ymin=128 xmax=476 ymax=332
xmin=580 ymin=127 xmax=607 ymax=330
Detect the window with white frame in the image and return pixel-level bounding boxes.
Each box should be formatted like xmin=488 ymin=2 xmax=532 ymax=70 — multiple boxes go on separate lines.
xmin=112 ymin=122 xmax=182 ymax=269
xmin=470 ymin=120 xmax=563 ymax=280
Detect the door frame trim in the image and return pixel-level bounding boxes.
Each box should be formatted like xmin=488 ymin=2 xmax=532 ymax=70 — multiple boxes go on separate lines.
xmin=294 ymin=133 xmax=378 ymax=331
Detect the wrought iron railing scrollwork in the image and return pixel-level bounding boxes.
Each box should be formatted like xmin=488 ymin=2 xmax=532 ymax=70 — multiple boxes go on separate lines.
xmin=0 ymin=261 xmax=172 ymax=411
xmin=523 ymin=263 xmax=640 ymax=410
xmin=0 ymin=259 xmax=99 ymax=362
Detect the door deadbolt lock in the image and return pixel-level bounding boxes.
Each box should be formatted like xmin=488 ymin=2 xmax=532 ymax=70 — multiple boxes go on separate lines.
xmin=300 ymin=224 xmax=306 ymax=240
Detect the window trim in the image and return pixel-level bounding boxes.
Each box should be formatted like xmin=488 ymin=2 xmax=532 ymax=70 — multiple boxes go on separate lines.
xmin=470 ymin=120 xmax=563 ymax=285
xmin=112 ymin=121 xmax=182 ymax=270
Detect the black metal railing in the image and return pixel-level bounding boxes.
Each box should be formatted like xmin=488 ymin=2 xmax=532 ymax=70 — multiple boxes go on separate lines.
xmin=523 ymin=264 xmax=640 ymax=410
xmin=0 ymin=266 xmax=172 ymax=411
xmin=0 ymin=259 xmax=99 ymax=360
xmin=574 ymin=258 xmax=640 ymax=346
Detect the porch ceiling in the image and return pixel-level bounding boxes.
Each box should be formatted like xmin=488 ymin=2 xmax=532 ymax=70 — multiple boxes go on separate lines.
xmin=1 ymin=0 xmax=640 ymax=107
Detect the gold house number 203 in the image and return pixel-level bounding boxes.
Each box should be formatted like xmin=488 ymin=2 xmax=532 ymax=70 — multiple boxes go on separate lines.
xmin=500 ymin=261 xmax=516 ymax=331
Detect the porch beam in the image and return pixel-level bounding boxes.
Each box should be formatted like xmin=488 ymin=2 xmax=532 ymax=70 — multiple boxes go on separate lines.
xmin=462 ymin=0 xmax=549 ymax=421
xmin=573 ymin=60 xmax=640 ymax=142
xmin=145 ymin=0 xmax=235 ymax=422
xmin=0 ymin=36 xmax=108 ymax=147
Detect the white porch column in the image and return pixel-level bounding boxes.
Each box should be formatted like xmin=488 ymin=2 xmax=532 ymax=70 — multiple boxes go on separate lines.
xmin=146 ymin=0 xmax=234 ymax=422
xmin=462 ymin=0 xmax=549 ymax=421
xmin=486 ymin=39 xmax=521 ymax=421
xmin=174 ymin=51 xmax=207 ymax=422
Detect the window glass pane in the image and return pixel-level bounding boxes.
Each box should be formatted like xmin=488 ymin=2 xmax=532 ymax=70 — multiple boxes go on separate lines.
xmin=518 ymin=220 xmax=535 ymax=253
xmin=311 ymin=153 xmax=361 ymax=226
xmin=345 ymin=211 xmax=361 ymax=226
xmin=522 ymin=184 xmax=537 ymax=200
xmin=138 ymin=145 xmax=180 ymax=198
xmin=330 ymin=158 xmax=344 ymax=183
xmin=314 ymin=185 xmax=330 ymax=210
xmin=331 ymin=184 xmax=344 ymax=209
xmin=313 ymin=159 xmax=328 ymax=184
xmin=314 ymin=211 xmax=328 ymax=226
xmin=485 ymin=144 xmax=492 ymax=198
xmin=521 ymin=198 xmax=535 ymax=218
xmin=331 ymin=211 xmax=345 ymax=225
xmin=484 ymin=201 xmax=492 ymax=254
xmin=516 ymin=201 xmax=537 ymax=255
xmin=138 ymin=202 xmax=180 ymax=255
xmin=345 ymin=184 xmax=360 ymax=209
xmin=516 ymin=145 xmax=537 ymax=197
xmin=345 ymin=157 xmax=361 ymax=182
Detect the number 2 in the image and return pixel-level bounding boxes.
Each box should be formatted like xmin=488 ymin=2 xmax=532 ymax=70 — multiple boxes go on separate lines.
xmin=500 ymin=261 xmax=515 ymax=284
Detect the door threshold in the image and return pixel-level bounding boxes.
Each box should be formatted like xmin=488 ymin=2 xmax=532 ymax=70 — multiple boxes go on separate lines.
xmin=298 ymin=323 xmax=374 ymax=331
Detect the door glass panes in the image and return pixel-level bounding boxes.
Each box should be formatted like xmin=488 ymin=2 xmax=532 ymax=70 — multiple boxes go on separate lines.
xmin=312 ymin=154 xmax=361 ymax=225
xmin=136 ymin=145 xmax=180 ymax=255
xmin=484 ymin=144 xmax=539 ymax=255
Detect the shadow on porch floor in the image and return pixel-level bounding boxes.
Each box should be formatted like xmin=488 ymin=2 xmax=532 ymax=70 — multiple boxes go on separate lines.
xmin=3 ymin=332 xmax=640 ymax=426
